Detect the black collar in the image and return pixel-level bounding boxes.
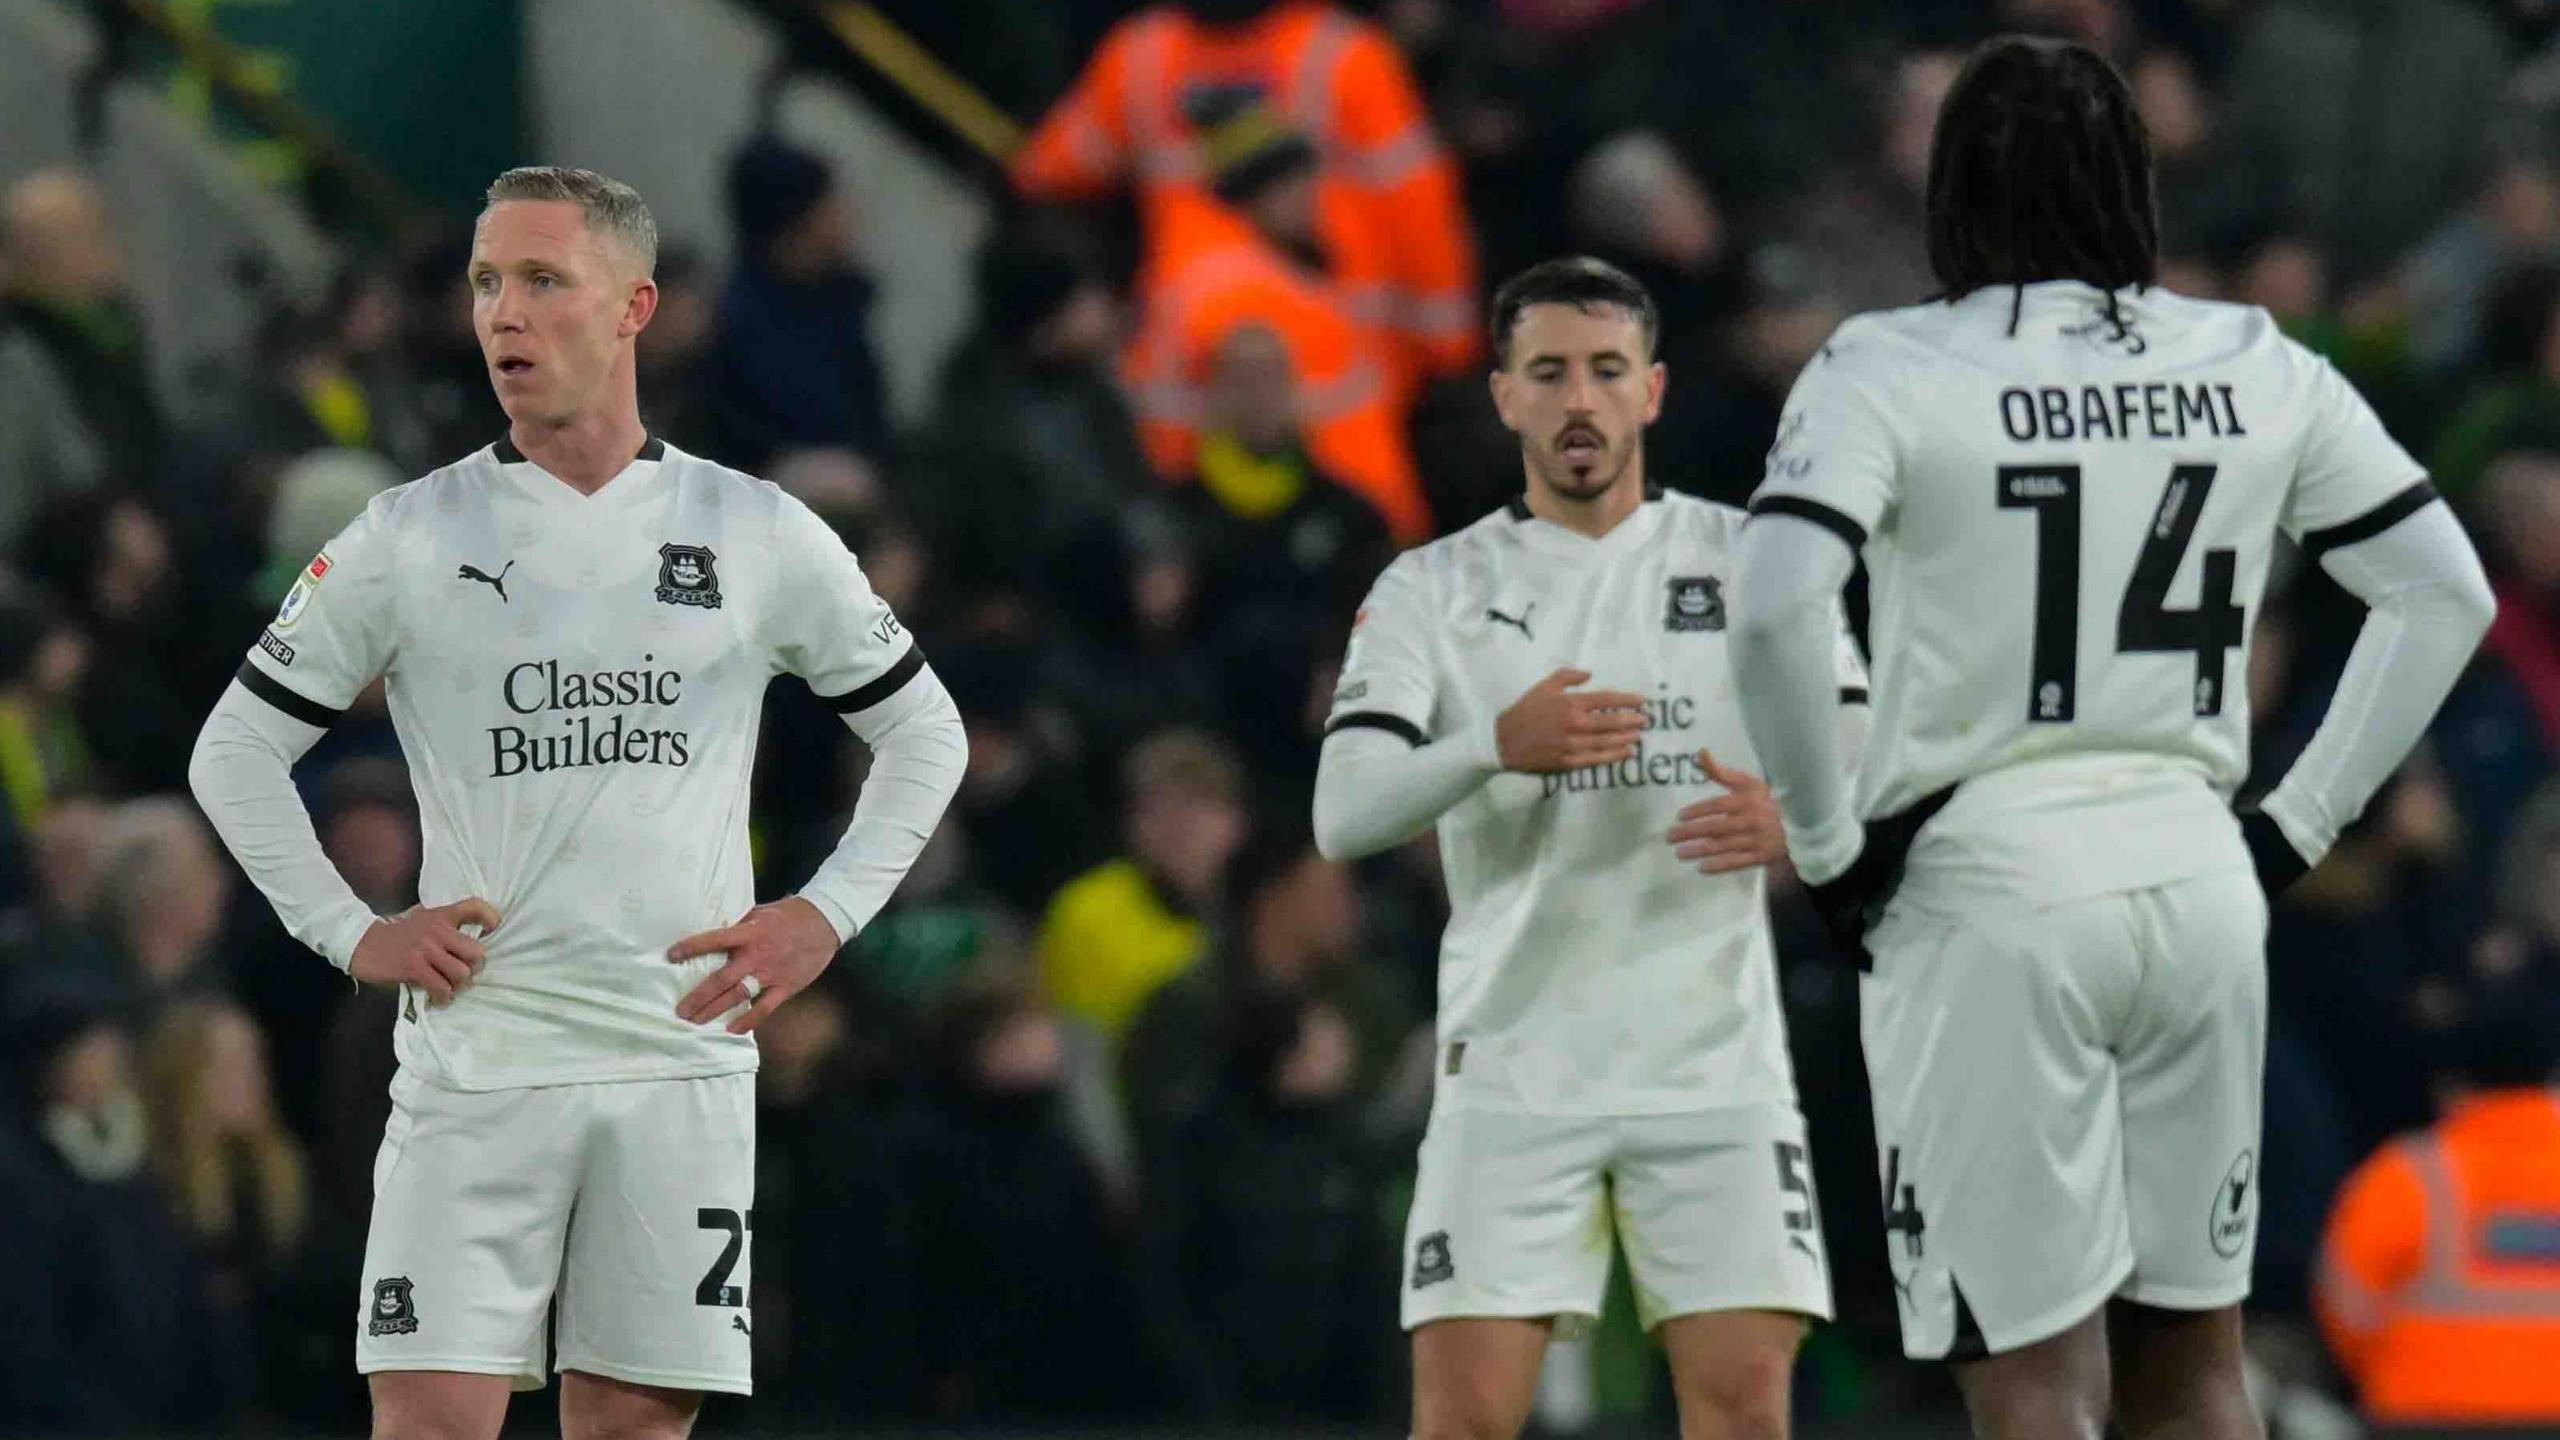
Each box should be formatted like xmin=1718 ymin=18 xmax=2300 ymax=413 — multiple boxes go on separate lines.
xmin=1507 ymin=478 xmax=1664 ymax=521
xmin=492 ymin=433 xmax=665 ymax=465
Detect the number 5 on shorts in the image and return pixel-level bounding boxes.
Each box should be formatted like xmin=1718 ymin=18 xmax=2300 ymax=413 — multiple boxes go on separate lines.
xmin=696 ymin=1207 xmax=753 ymax=1307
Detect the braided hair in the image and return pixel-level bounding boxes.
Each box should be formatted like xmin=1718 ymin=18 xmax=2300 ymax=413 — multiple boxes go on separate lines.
xmin=1925 ymin=35 xmax=2159 ymax=338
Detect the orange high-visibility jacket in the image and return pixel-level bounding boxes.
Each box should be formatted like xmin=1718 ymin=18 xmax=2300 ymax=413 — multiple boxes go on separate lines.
xmin=1013 ymin=1 xmax=1482 ymax=381
xmin=2316 ymin=1089 xmax=2560 ymax=1425
xmin=1125 ymin=193 xmax=1431 ymax=543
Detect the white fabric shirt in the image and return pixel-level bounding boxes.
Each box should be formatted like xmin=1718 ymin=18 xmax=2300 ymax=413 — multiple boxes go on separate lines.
xmin=1320 ymin=488 xmax=1867 ymax=1116
xmin=198 ymin=438 xmax=945 ymax=1090
xmin=1750 ymin=282 xmax=2442 ymax=903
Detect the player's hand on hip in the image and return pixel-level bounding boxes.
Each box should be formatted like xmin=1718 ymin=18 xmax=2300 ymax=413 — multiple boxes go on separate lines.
xmin=669 ymin=896 xmax=839 ymax=1034
xmin=1496 ymin=667 xmax=1645 ymax=773
xmin=1668 ymin=748 xmax=1787 ymax=873
xmin=351 ymin=898 xmax=501 ymax=1004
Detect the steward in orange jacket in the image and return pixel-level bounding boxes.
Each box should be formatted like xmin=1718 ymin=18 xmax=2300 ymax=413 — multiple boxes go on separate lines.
xmin=2316 ymin=969 xmax=2560 ymax=1425
xmin=1013 ymin=0 xmax=1480 ymax=384
xmin=1124 ymin=112 xmax=1431 ymax=543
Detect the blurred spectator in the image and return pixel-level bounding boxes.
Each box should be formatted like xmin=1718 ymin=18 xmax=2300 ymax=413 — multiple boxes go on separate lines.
xmin=1125 ymin=110 xmax=1433 ymax=540
xmin=141 ymin=998 xmax=310 ymax=1270
xmin=2473 ymin=449 xmax=2560 ymax=759
xmin=751 ymin=974 xmax=928 ymax=1423
xmin=0 ymin=170 xmax=166 ymax=497
xmin=73 ymin=797 xmax=233 ymax=1002
xmin=846 ymin=825 xmax=1028 ymax=1014
xmin=0 ymin=578 xmax=93 ymax=916
xmin=140 ymin=997 xmax=349 ymax=1425
xmin=0 ymin=978 xmax=248 ymax=1432
xmin=20 ymin=494 xmax=236 ymax=795
xmin=229 ymin=757 xmax=417 ymax=1146
xmin=940 ymin=644 xmax=1111 ymax=921
xmin=1014 ymin=0 xmax=1482 ymax=381
xmin=908 ymin=974 xmax=1144 ymax=1421
xmin=1138 ymin=980 xmax=1397 ymax=1421
xmin=1037 ymin=728 xmax=1248 ymax=1043
xmin=636 ymin=243 xmax=717 ymax=453
xmin=2220 ymin=0 xmax=2510 ymax=282
xmin=907 ymin=224 xmax=1157 ymax=621
xmin=1759 ymin=49 xmax=1959 ymax=319
xmin=2314 ymin=953 xmax=2560 ymax=1425
xmin=1166 ymin=324 xmax=1395 ymax=782
xmin=230 ymin=264 xmax=436 ymax=478
xmin=398 ymin=228 xmax=508 ymax=465
xmin=2405 ymin=142 xmax=2560 ymax=374
xmin=708 ymin=135 xmax=890 ymax=473
xmin=247 ymin=448 xmax=399 ymax=610
xmin=2432 ymin=259 xmax=2560 ymax=508
xmin=1123 ymin=827 xmax=1412 ymax=1136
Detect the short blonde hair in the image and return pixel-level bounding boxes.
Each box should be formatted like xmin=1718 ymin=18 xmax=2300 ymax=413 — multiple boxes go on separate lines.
xmin=482 ymin=165 xmax=657 ymax=276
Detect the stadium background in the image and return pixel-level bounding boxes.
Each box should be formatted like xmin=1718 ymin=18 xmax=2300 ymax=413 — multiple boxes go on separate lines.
xmin=3 ymin=0 xmax=2558 ymax=1434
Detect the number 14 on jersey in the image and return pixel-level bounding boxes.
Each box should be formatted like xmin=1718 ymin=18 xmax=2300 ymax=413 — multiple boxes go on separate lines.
xmin=1998 ymin=463 xmax=2246 ymax=723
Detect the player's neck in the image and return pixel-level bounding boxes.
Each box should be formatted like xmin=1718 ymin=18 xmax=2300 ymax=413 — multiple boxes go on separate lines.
xmin=1524 ymin=465 xmax=1647 ymax=539
xmin=508 ymin=404 xmax=650 ymax=494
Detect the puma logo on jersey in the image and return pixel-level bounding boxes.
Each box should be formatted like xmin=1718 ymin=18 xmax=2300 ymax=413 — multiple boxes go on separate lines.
xmin=1485 ymin=604 xmax=1534 ymax=639
xmin=731 ymin=1315 xmax=752 ymax=1336
xmin=457 ymin=561 xmax=514 ymax=602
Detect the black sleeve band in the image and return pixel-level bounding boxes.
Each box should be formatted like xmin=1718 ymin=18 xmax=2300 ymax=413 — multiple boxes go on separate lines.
xmin=1324 ymin=711 xmax=1427 ymax=747
xmin=1839 ymin=686 xmax=1871 ymax=705
xmin=820 ymin=646 xmax=926 ymax=714
xmin=2299 ymin=479 xmax=2439 ymax=561
xmin=1747 ymin=495 xmax=1869 ymax=553
xmin=235 ymin=661 xmax=347 ymax=729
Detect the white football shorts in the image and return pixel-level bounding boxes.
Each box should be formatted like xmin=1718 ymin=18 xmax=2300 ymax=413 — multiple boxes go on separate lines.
xmin=1861 ymin=866 xmax=2267 ymax=1360
xmin=355 ymin=1066 xmax=758 ymax=1394
xmin=1399 ymin=1101 xmax=1834 ymax=1334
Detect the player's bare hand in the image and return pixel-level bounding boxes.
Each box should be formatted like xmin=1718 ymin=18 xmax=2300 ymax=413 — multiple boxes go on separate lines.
xmin=1668 ymin=749 xmax=1787 ymax=874
xmin=351 ymin=898 xmax=501 ymax=1005
xmin=669 ymin=896 xmax=840 ymax=1034
xmin=1496 ymin=667 xmax=1646 ymax=773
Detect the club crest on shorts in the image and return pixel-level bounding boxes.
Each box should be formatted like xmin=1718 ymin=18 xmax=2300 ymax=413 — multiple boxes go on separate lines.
xmin=1411 ymin=1230 xmax=1455 ymax=1289
xmin=2210 ymin=1148 xmax=2256 ymax=1259
xmin=656 ymin=543 xmax=722 ymax=609
xmin=1665 ymin=576 xmax=1724 ymax=632
xmin=369 ymin=1276 xmax=419 ymax=1336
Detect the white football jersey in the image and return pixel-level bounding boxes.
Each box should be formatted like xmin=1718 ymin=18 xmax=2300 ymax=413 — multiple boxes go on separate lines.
xmin=1328 ymin=488 xmax=1867 ymax=1116
xmin=238 ymin=437 xmax=919 ymax=1090
xmin=1753 ymin=281 xmax=2432 ymax=903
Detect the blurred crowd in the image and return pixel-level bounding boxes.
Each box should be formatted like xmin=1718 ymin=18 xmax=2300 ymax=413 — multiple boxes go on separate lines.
xmin=8 ymin=0 xmax=2560 ymax=1432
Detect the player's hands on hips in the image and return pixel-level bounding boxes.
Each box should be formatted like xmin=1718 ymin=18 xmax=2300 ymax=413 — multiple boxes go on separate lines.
xmin=351 ymin=898 xmax=502 ymax=1004
xmin=1496 ymin=667 xmax=1645 ymax=773
xmin=1667 ymin=749 xmax=1786 ymax=873
xmin=668 ymin=896 xmax=839 ymax=1034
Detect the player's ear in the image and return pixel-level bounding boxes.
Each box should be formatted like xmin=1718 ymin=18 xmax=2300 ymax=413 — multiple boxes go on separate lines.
xmin=620 ymin=277 xmax=659 ymax=339
xmin=1644 ymin=360 xmax=1667 ymax=424
xmin=1488 ymin=364 xmax=1517 ymax=431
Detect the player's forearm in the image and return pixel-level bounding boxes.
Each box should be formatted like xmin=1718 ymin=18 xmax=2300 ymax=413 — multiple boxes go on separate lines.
xmin=1313 ymin=720 xmax=1498 ymax=861
xmin=186 ymin=681 xmax=379 ymax=969
xmin=1731 ymin=515 xmax=1865 ymax=884
xmin=2263 ymin=502 xmax=2494 ymax=863
xmin=794 ymin=665 xmax=967 ymax=944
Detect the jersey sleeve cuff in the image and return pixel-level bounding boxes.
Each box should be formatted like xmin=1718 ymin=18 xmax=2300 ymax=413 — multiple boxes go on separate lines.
xmin=2256 ymin=785 xmax=2332 ymax=871
xmin=794 ymin=887 xmax=863 ymax=948
xmin=315 ymin=904 xmax=381 ymax=973
xmin=1786 ymin=812 xmax=1866 ymax=887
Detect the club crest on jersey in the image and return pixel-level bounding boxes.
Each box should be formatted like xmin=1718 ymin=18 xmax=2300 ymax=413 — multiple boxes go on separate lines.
xmin=1665 ymin=576 xmax=1725 ymax=632
xmin=368 ymin=1276 xmax=419 ymax=1336
xmin=655 ymin=544 xmax=722 ymax=609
